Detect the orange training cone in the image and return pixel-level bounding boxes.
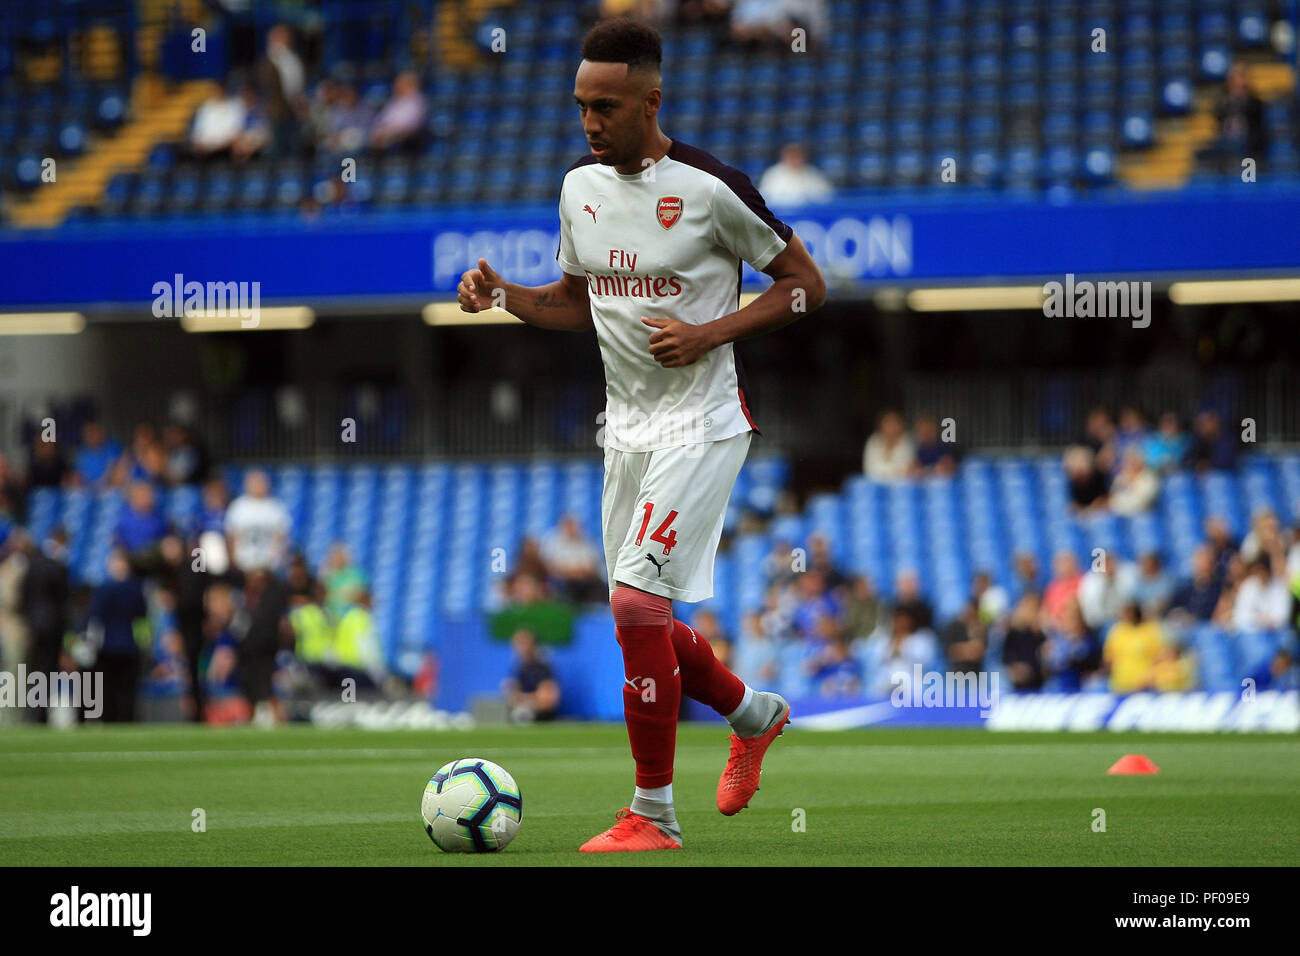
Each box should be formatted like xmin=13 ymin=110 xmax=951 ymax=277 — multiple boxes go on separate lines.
xmin=1107 ymin=754 xmax=1160 ymax=775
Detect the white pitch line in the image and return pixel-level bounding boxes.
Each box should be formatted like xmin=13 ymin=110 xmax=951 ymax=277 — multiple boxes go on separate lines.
xmin=0 ymin=745 xmax=627 ymax=762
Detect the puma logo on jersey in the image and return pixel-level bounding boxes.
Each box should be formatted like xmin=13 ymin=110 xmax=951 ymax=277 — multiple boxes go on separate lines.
xmin=583 ymin=203 xmax=601 ymax=222
xmin=644 ymin=553 xmax=669 ymax=577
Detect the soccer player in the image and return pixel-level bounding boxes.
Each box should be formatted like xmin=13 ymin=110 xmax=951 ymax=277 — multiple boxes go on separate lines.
xmin=457 ymin=18 xmax=825 ymax=851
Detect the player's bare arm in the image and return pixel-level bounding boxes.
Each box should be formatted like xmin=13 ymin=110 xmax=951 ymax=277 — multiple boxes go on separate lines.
xmin=457 ymin=258 xmax=593 ymax=332
xmin=642 ymin=234 xmax=825 ymax=368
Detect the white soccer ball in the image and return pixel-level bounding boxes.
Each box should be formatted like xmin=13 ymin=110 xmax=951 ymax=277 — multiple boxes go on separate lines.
xmin=421 ymin=757 xmax=523 ymax=852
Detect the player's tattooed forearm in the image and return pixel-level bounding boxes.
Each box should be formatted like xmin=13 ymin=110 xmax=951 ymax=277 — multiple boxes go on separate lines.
xmin=534 ymin=292 xmax=564 ymax=311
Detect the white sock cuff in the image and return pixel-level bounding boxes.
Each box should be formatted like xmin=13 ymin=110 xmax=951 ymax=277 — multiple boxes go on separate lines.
xmin=725 ymin=684 xmax=755 ymax=723
xmin=634 ymin=784 xmax=673 ymax=804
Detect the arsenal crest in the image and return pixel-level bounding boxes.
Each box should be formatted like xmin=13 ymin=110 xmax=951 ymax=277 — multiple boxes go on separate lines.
xmin=656 ymin=196 xmax=683 ymax=230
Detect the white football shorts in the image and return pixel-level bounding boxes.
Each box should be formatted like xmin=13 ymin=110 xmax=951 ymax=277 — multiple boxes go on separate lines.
xmin=601 ymin=430 xmax=752 ymax=603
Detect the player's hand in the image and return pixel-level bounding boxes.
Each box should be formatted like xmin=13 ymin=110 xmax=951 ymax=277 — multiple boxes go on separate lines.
xmin=642 ymin=317 xmax=715 ymax=368
xmin=458 ymin=258 xmax=504 ymax=313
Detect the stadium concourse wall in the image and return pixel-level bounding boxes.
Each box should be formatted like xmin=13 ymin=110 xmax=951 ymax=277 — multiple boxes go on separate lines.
xmin=4 ymin=188 xmax=1300 ymax=309
xmin=433 ymin=612 xmax=1300 ymax=732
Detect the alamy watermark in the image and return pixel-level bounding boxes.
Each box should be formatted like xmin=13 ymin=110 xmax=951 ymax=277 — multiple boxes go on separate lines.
xmin=1043 ymin=273 xmax=1152 ymax=329
xmin=890 ymin=664 xmax=999 ymax=717
xmin=151 ymin=273 xmax=261 ymax=327
xmin=0 ymin=667 xmax=103 ymax=718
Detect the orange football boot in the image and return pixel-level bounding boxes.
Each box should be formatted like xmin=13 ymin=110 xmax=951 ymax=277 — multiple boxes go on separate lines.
xmin=578 ymin=808 xmax=683 ymax=853
xmin=716 ymin=694 xmax=791 ymax=815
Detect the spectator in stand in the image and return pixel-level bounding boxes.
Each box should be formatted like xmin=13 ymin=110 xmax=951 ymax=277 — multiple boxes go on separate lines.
xmin=540 ymin=514 xmax=605 ymax=604
xmin=1001 ymin=592 xmax=1046 ymax=691
xmin=1189 ymin=408 xmax=1237 ymax=472
xmin=839 ymin=574 xmax=883 ymax=640
xmin=1108 ymin=447 xmax=1160 ymax=515
xmin=1208 ymin=61 xmax=1268 ymax=174
xmin=162 ymin=424 xmax=211 ymax=486
xmin=316 ymin=74 xmax=373 ymax=155
xmin=1112 ymin=405 xmax=1150 ymax=466
xmin=1231 ymin=555 xmax=1291 ymax=633
xmin=1042 ymin=550 xmax=1083 ymax=630
xmin=27 ymin=435 xmax=69 ymax=488
xmin=677 ymin=0 xmax=733 ymax=27
xmin=225 ymin=469 xmax=291 ymax=574
xmin=286 ymin=551 xmax=316 ymax=600
xmin=734 ymin=609 xmax=782 ymax=688
xmin=74 ymin=421 xmax=122 ymax=487
xmin=940 ymin=598 xmax=987 ymax=675
xmin=807 ymin=532 xmax=846 ymax=591
xmin=1129 ymin=551 xmax=1175 ymax=619
xmin=1081 ymin=405 xmax=1118 ymax=476
xmin=807 ymin=634 xmax=861 ymax=697
xmin=598 ymin=0 xmax=669 ymax=22
xmin=971 ymin=569 xmax=1009 ymax=625
xmin=1063 ymin=444 xmax=1108 ymax=513
xmin=0 ymin=454 xmax=25 ymax=521
xmin=368 ymin=71 xmax=428 ymax=152
xmin=731 ymin=0 xmax=828 ymax=49
xmin=758 ymin=143 xmax=833 ymax=207
xmin=1102 ymin=601 xmax=1166 ymax=694
xmin=114 ymin=480 xmax=170 ymax=575
xmin=1204 ymin=514 xmax=1238 ymax=588
xmin=257 ymin=23 xmax=306 ymax=156
xmin=1151 ymin=637 xmax=1198 ymax=691
xmin=503 ymin=537 xmax=551 ymax=602
xmin=158 ymin=532 xmax=211 ymax=722
xmin=1239 ymin=508 xmax=1284 ymax=565
xmin=233 ymin=559 xmax=292 ymax=726
xmin=1211 ymin=552 xmax=1248 ymax=628
xmin=503 ymin=628 xmax=561 ymax=722
xmin=1012 ymin=551 xmax=1043 ymax=598
xmin=200 ymin=581 xmax=249 ymax=724
xmin=197 ymin=476 xmax=230 ymax=535
xmin=1142 ymin=411 xmax=1189 ymax=473
xmin=1077 ymin=553 xmax=1135 ymax=631
xmin=688 ymin=609 xmax=733 ymax=668
xmin=761 ymin=536 xmax=797 ymax=588
xmin=863 ymin=409 xmax=916 ymax=482
xmin=189 ymin=79 xmax=251 ymax=159
xmin=891 ymin=568 xmax=933 ymax=631
xmin=146 ymin=584 xmax=189 ymax=702
xmin=1168 ymin=545 xmax=1223 ymax=623
xmin=0 ymin=529 xmax=27 ymax=670
xmin=860 ymin=606 xmax=938 ymax=698
xmin=17 ymin=529 xmax=70 ymax=723
xmin=730 ymin=0 xmax=790 ymax=46
xmin=791 ymin=568 xmax=838 ymax=638
xmin=229 ymin=82 xmax=271 ymax=163
xmin=87 ymin=548 xmax=148 ymax=722
xmin=1043 ymin=599 xmax=1102 ymax=692
xmin=911 ymin=413 xmax=958 ymax=477
xmin=1288 ymin=505 xmax=1300 ymax=582
xmin=322 ymin=542 xmax=367 ymax=621
xmin=118 ymin=422 xmax=166 ymax=485
xmin=331 ymin=589 xmax=386 ymax=690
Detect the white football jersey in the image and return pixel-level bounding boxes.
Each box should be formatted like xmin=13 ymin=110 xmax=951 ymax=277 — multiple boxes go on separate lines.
xmin=557 ymin=141 xmax=792 ymax=453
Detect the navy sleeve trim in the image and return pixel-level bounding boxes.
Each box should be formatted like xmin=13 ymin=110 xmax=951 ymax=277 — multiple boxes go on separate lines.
xmin=667 ymin=140 xmax=794 ymax=244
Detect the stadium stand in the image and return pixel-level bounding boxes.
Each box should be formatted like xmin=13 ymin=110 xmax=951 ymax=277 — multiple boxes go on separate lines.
xmin=1 ymin=2 xmax=1296 ymax=722
xmin=17 ymin=450 xmax=1300 ymax=699
xmin=3 ymin=0 xmax=1298 ymax=227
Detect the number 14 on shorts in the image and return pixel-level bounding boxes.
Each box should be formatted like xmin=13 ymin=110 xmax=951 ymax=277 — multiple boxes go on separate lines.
xmin=635 ymin=502 xmax=679 ymax=556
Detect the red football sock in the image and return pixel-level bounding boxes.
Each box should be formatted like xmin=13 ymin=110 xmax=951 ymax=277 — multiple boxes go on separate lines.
xmin=671 ymin=618 xmax=746 ymax=716
xmin=611 ymin=584 xmax=679 ymax=789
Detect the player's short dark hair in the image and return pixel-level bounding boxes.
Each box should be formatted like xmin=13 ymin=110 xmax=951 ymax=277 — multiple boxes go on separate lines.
xmin=580 ymin=18 xmax=662 ymax=72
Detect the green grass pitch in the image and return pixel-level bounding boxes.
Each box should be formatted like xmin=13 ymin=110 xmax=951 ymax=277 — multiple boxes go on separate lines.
xmin=1 ymin=724 xmax=1297 ymax=866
